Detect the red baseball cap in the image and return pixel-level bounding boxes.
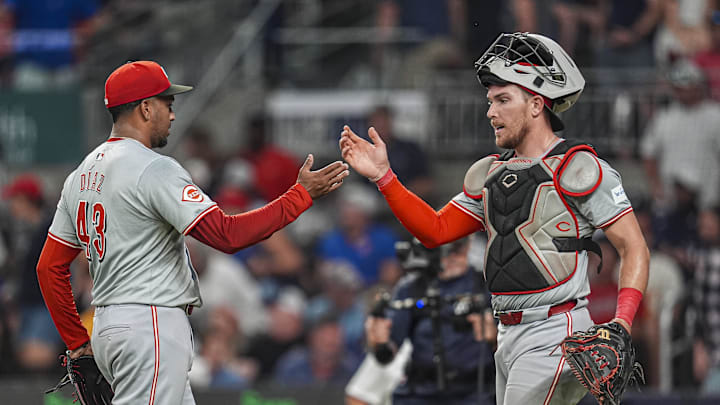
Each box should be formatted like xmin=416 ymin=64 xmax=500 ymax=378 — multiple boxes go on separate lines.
xmin=104 ymin=61 xmax=193 ymax=108
xmin=3 ymin=174 xmax=43 ymax=202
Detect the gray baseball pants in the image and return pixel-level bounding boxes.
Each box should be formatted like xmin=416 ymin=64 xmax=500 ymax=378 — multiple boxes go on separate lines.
xmin=494 ymin=306 xmax=593 ymax=405
xmin=92 ymin=304 xmax=196 ymax=405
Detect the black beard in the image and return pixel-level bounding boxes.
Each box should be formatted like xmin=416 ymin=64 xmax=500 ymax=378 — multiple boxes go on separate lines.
xmin=152 ymin=136 xmax=168 ymax=149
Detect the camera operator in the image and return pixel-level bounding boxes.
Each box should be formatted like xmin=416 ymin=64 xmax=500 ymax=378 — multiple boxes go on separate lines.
xmin=364 ymin=237 xmax=496 ymax=405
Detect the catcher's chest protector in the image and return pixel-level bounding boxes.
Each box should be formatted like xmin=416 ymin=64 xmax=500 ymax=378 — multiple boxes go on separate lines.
xmin=471 ymin=141 xmax=600 ymax=294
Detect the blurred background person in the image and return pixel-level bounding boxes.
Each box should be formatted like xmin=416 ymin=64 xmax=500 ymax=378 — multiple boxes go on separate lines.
xmin=694 ymin=9 xmax=720 ymax=101
xmin=345 ymin=340 xmax=413 ymax=405
xmin=186 ymin=238 xmax=268 ymax=343
xmin=594 ymin=0 xmax=662 ymax=87
xmin=550 ymin=0 xmax=605 ymax=63
xmin=212 ymin=179 xmax=309 ymax=305
xmin=0 ymin=0 xmax=103 ymax=89
xmin=365 ymin=237 xmax=496 ymax=405
xmin=367 ymin=105 xmax=433 ymax=203
xmin=178 ymin=125 xmax=222 ymax=194
xmin=236 ymin=113 xmax=300 ymax=203
xmin=691 ymin=207 xmax=720 ymax=394
xmin=641 ymin=58 xmax=720 ymax=212
xmin=373 ymin=0 xmax=465 ymax=87
xmin=189 ymin=306 xmax=258 ymax=390
xmin=654 ymin=0 xmax=713 ymax=67
xmin=243 ymin=286 xmax=307 ymax=381
xmin=633 ymin=203 xmax=684 ymax=388
xmin=316 ymin=183 xmax=402 ymax=287
xmin=273 ymin=314 xmax=361 ymax=386
xmin=2 ymin=174 xmax=60 ymax=372
xmin=305 ymin=260 xmax=366 ymax=357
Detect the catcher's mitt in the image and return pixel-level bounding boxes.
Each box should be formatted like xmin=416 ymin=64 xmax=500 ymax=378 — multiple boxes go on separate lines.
xmin=560 ymin=322 xmax=644 ymax=405
xmin=45 ymin=351 xmax=113 ymax=405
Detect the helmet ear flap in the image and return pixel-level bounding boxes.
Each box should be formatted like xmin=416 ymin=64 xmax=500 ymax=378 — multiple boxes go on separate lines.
xmin=552 ymin=90 xmax=583 ymax=114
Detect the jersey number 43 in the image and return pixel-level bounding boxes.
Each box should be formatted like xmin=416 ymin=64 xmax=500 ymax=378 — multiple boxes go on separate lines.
xmin=76 ymin=200 xmax=107 ymax=261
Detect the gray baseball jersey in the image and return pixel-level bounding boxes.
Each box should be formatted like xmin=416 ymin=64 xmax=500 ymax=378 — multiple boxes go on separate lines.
xmin=48 ymin=137 xmax=216 ymax=307
xmin=449 ymin=144 xmax=632 ymax=405
xmin=451 ymin=156 xmax=631 ymax=313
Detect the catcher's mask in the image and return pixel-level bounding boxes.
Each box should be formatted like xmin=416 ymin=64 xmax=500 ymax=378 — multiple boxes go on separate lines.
xmin=475 ymin=32 xmax=585 ymax=131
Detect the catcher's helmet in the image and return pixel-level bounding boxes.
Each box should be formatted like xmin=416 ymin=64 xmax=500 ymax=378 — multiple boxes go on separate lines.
xmin=475 ymin=32 xmax=585 ymax=131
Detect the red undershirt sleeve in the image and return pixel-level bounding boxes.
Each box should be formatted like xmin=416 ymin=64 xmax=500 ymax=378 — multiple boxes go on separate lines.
xmin=36 ymin=236 xmax=88 ymax=350
xmin=189 ymin=183 xmax=313 ymax=253
xmin=378 ymin=174 xmax=483 ymax=248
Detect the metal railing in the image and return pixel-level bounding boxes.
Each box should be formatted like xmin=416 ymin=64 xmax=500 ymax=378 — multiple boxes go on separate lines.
xmin=165 ymin=0 xmax=283 ymax=154
xmin=266 ymin=82 xmax=668 ymax=160
xmin=274 ymin=27 xmax=426 ymax=45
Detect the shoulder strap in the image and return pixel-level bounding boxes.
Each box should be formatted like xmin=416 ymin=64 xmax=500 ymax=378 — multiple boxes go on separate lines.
xmin=553 ymin=237 xmax=603 ymax=273
xmin=546 ymin=139 xmax=597 ymax=158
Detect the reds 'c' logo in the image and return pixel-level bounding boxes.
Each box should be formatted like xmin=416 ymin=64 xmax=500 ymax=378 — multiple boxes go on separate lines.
xmin=555 ymin=221 xmax=572 ymax=232
xmin=182 ymin=185 xmax=204 ymax=202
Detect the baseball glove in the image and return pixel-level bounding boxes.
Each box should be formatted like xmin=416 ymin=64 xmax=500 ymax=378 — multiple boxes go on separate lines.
xmin=45 ymin=352 xmax=113 ymax=405
xmin=560 ymin=322 xmax=644 ymax=405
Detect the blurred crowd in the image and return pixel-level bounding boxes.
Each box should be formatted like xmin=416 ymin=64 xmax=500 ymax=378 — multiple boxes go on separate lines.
xmin=302 ymin=0 xmax=720 ymax=92
xmin=2 ymin=0 xmax=720 ymax=91
xmin=0 ymin=0 xmax=720 ymax=400
xmin=0 ymin=0 xmax=105 ymax=89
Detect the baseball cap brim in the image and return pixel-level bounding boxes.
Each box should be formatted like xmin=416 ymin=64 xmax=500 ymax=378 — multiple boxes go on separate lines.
xmin=479 ymin=72 xmax=565 ymax=132
xmin=157 ymin=83 xmax=194 ymax=97
xmin=479 ymin=72 xmax=507 ymax=88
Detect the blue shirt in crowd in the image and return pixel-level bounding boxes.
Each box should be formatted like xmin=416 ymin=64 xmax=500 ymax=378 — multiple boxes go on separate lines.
xmin=317 ymin=225 xmax=398 ymax=285
xmin=6 ymin=0 xmax=99 ymax=68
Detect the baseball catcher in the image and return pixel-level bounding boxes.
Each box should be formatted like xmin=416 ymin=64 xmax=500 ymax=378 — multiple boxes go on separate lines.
xmin=46 ymin=351 xmax=113 ymax=405
xmin=341 ymin=31 xmax=650 ymax=404
xmin=561 ymin=322 xmax=645 ymax=405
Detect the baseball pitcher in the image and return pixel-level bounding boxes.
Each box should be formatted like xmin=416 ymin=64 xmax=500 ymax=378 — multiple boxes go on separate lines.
xmin=37 ymin=60 xmax=349 ymax=404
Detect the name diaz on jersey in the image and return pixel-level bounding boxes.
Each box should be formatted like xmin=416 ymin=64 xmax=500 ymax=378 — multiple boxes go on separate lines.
xmin=80 ymin=170 xmax=104 ymax=194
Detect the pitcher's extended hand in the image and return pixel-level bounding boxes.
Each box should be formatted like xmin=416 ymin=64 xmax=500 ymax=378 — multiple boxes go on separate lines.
xmin=339 ymin=125 xmax=391 ymax=181
xmin=297 ymin=154 xmax=349 ymax=199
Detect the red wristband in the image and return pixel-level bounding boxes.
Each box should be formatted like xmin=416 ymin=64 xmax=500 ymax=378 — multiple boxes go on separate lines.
xmin=375 ymin=168 xmax=395 ymax=190
xmin=615 ymin=287 xmax=643 ymax=327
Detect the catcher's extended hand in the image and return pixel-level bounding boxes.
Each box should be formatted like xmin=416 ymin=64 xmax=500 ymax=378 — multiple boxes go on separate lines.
xmin=46 ymin=352 xmax=113 ymax=405
xmin=561 ymin=322 xmax=644 ymax=405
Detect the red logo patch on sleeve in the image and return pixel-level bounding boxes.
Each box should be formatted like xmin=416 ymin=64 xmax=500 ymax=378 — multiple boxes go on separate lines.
xmin=182 ymin=185 xmax=204 ymax=202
